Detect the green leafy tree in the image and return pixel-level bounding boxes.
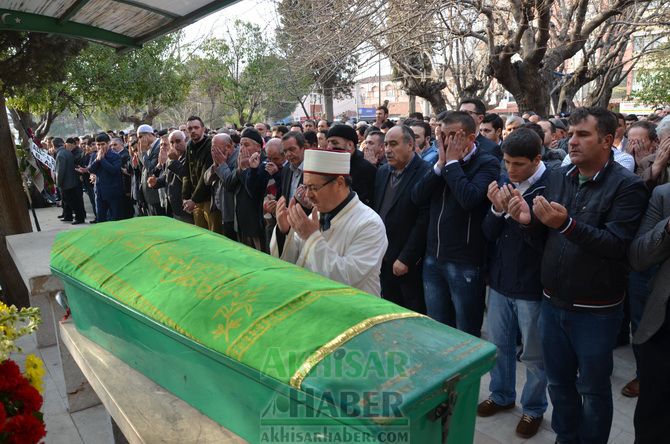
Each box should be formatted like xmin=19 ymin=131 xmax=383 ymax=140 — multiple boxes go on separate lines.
xmin=634 ymin=46 xmax=670 ymax=106
xmin=0 ymin=31 xmax=87 ymax=307
xmin=190 ymin=21 xmax=309 ymax=126
xmin=71 ymin=33 xmax=190 ymax=127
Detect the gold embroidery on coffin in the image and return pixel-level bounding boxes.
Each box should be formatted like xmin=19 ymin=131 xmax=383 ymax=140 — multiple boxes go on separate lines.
xmin=226 ymin=287 xmax=362 ymax=361
xmin=290 ymin=312 xmax=427 ymax=389
xmin=55 ymin=243 xmax=196 ymax=341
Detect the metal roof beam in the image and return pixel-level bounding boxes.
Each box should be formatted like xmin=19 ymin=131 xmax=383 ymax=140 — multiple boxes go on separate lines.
xmin=111 ymin=0 xmax=179 ymax=19
xmin=59 ymin=0 xmax=92 ymax=23
xmin=124 ymin=0 xmax=238 ymax=52
xmin=0 ymin=9 xmax=141 ymax=48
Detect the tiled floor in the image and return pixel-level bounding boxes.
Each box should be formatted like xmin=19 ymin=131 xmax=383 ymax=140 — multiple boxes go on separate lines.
xmin=13 ymin=205 xmax=638 ymax=443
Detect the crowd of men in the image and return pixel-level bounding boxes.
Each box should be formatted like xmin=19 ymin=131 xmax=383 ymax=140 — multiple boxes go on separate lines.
xmin=46 ymin=100 xmax=670 ymax=443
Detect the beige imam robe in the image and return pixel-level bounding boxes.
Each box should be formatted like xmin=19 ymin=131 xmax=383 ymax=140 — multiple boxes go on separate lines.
xmin=270 ymin=194 xmax=388 ymax=296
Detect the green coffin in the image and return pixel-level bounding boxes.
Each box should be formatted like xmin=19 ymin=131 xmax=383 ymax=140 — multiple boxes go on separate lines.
xmin=50 ymin=217 xmax=495 ymax=444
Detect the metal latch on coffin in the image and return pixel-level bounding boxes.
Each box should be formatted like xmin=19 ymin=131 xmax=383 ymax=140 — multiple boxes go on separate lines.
xmin=427 ymin=374 xmax=460 ymax=443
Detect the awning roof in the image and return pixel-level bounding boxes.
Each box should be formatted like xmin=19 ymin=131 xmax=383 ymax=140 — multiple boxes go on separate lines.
xmin=0 ymin=0 xmax=238 ymax=52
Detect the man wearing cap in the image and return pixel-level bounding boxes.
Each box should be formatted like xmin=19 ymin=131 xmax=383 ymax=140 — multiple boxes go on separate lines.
xmin=326 ymin=124 xmax=377 ymax=207
xmin=221 ymin=127 xmax=271 ymax=251
xmin=182 ymin=116 xmax=215 ymax=230
xmin=270 ymin=149 xmax=388 ymax=296
xmin=136 ymin=124 xmax=164 ymax=215
xmin=55 ymin=137 xmax=87 ymax=224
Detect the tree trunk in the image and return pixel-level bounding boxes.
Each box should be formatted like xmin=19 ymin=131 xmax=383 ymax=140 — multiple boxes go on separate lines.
xmin=323 ymin=89 xmax=334 ymax=122
xmin=0 ymin=93 xmax=32 ymax=307
xmin=492 ymin=60 xmax=552 ymax=116
xmin=408 ymin=95 xmax=416 ymax=114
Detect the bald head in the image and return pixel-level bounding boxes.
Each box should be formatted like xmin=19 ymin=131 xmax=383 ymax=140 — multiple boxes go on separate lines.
xmin=212 ymin=133 xmax=233 ymax=146
xmin=265 ymin=137 xmax=285 ymax=166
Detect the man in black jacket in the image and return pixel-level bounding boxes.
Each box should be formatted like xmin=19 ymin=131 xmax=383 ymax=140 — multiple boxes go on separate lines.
xmin=326 ymin=125 xmax=377 ymax=207
xmin=478 ymin=128 xmax=549 ymax=439
xmin=412 ymin=111 xmax=500 ymax=337
xmin=221 ymin=128 xmax=270 ymax=251
xmin=629 ymin=183 xmax=670 ymax=444
xmin=279 ymin=131 xmax=306 ymax=202
xmin=507 ymin=107 xmax=648 ymax=444
xmin=182 ymin=116 xmax=214 ymax=229
xmin=373 ymin=125 xmax=430 ymax=313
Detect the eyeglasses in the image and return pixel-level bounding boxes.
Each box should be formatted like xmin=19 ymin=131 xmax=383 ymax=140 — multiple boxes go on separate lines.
xmin=303 ymin=177 xmax=337 ymax=193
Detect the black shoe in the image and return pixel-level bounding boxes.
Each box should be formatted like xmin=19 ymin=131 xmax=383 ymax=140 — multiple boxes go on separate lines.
xmin=57 ymin=214 xmax=65 ymax=219
xmin=89 ymin=219 xmax=97 ymax=224
xmin=62 ymin=218 xmax=74 ymax=222
xmin=71 ymin=220 xmax=85 ymax=225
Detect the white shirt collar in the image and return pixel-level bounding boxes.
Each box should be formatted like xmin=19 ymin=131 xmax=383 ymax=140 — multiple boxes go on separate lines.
xmin=513 ymin=161 xmax=546 ymax=193
xmin=463 ymin=143 xmax=477 ymax=163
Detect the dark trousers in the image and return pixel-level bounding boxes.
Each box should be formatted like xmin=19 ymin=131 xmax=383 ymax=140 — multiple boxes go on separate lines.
xmin=96 ymin=195 xmax=124 ymax=222
xmin=60 ymin=187 xmax=72 ymax=219
xmin=147 ymin=203 xmax=166 ymax=216
xmin=84 ymin=185 xmax=97 ymax=217
xmin=380 ymin=260 xmax=426 ymax=314
xmin=635 ymin=303 xmax=670 ymax=444
xmin=223 ymin=221 xmax=237 ymax=241
xmin=62 ymin=186 xmax=86 ymax=222
xmin=539 ymin=301 xmax=622 ymax=444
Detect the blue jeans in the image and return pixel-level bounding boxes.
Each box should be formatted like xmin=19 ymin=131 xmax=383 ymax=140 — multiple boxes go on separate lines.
xmin=539 ymin=301 xmax=622 ymax=444
xmin=487 ymin=289 xmax=547 ymax=417
xmin=423 ymin=256 xmax=485 ymax=337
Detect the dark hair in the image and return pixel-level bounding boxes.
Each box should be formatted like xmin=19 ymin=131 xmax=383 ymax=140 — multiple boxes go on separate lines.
xmin=95 ymin=133 xmax=111 ymax=143
xmin=502 ymin=128 xmax=542 ymax=160
xmin=282 ymin=131 xmax=306 ymax=148
xmin=406 ymin=118 xmax=432 ymax=141
xmin=408 ymin=112 xmax=424 ymax=120
xmin=275 ymin=125 xmax=289 ymax=136
xmin=520 ymin=123 xmax=545 ymax=143
xmin=629 ymin=121 xmax=659 ymax=142
xmin=483 ymin=113 xmax=504 ymax=132
xmin=52 ymin=137 xmax=65 ymax=147
xmin=624 ymin=113 xmax=639 ymax=122
xmin=356 ymin=125 xmax=369 ymax=137
xmin=396 ymin=125 xmax=416 ymax=145
xmin=65 ymin=137 xmax=77 ymax=144
xmin=568 ymin=107 xmax=617 ymax=138
xmin=157 ymin=129 xmax=169 ymax=137
xmin=376 ymin=105 xmax=389 ymax=114
xmin=459 ymin=98 xmax=486 ymax=115
xmin=380 ymin=120 xmax=395 ymax=130
xmin=290 ymin=122 xmax=303 ymax=130
xmin=436 ymin=110 xmax=477 ymax=135
xmin=366 ymin=130 xmax=385 ymax=144
xmin=613 ymin=112 xmax=625 ymax=122
xmin=187 ymin=116 xmax=205 ymax=127
xmin=303 ymin=130 xmax=318 ymax=147
xmin=304 ymin=119 xmax=316 ymax=126
xmin=230 ymin=133 xmax=241 ymax=144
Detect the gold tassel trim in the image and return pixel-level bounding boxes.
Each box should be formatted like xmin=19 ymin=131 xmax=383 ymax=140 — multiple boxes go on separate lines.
xmin=290 ymin=312 xmax=426 ymax=389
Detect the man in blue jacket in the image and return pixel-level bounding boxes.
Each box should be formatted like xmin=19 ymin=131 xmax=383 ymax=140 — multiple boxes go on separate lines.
xmin=478 ymin=128 xmax=549 ymax=439
xmin=507 ymin=107 xmax=648 ymax=444
xmin=87 ymin=133 xmax=124 ymax=222
xmin=412 ymin=111 xmax=500 ymax=337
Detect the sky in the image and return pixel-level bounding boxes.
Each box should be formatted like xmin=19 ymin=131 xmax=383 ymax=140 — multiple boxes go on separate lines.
xmin=181 ymin=0 xmax=391 ymax=79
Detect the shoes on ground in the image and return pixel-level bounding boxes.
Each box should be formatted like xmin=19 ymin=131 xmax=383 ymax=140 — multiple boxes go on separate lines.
xmin=71 ymin=220 xmax=85 ymax=225
xmin=516 ymin=414 xmax=543 ymax=439
xmin=476 ymin=398 xmax=515 ymax=417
